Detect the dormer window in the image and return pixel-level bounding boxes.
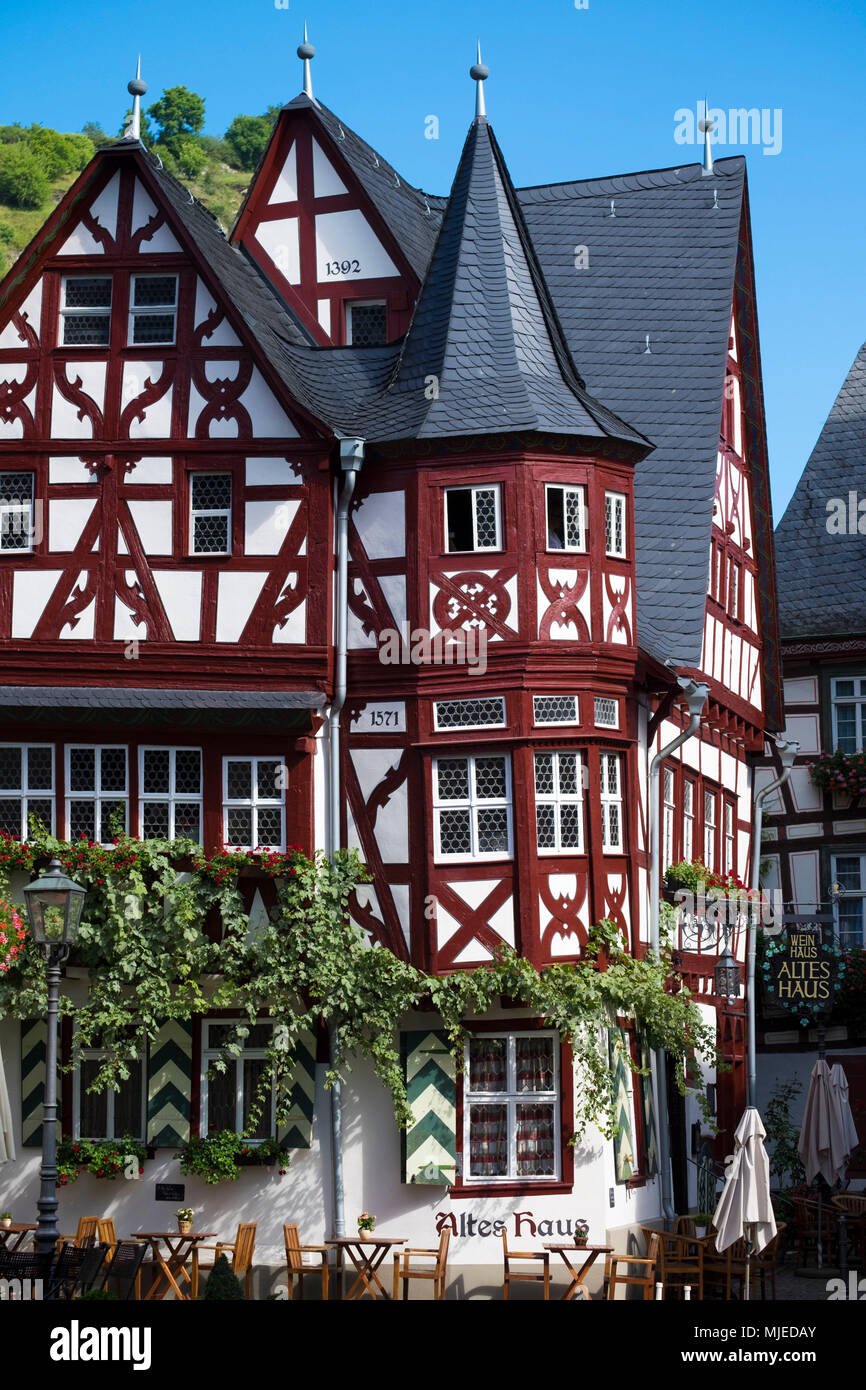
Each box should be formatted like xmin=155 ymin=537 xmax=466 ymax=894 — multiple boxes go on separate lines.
xmin=346 ymin=301 xmax=387 ymax=346
xmin=129 ymin=275 xmax=178 ymax=345
xmin=445 ymin=485 xmax=501 ymax=553
xmin=60 ymin=276 xmax=112 ymax=346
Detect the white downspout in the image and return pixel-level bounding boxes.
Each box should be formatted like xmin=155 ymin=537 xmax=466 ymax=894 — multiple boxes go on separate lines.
xmin=648 ymin=675 xmax=710 ymax=1225
xmin=327 ymin=436 xmax=364 ymax=1239
xmin=747 ymin=734 xmax=798 ymax=1105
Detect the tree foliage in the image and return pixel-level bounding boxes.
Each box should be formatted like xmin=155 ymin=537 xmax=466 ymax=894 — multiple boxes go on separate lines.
xmin=224 ymin=115 xmax=272 ymax=172
xmin=147 ymin=87 xmax=206 ymax=155
xmin=0 ymin=143 xmax=50 ymax=209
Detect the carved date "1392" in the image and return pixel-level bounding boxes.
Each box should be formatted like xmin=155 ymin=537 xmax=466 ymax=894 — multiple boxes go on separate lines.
xmin=325 ymin=259 xmax=361 ymax=275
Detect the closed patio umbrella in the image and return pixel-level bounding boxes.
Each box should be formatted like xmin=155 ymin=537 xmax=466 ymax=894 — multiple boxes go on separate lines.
xmin=0 ymin=1043 xmax=15 ymax=1163
xmin=798 ymin=1059 xmax=860 ymax=1267
xmin=713 ymin=1107 xmax=776 ymax=1301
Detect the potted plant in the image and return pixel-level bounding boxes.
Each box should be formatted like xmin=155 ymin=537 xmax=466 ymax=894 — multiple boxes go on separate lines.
xmin=176 ymin=1207 xmax=194 ymax=1235
xmin=693 ymin=1212 xmax=714 ymax=1238
xmin=357 ymin=1212 xmax=376 ymax=1238
xmin=0 ymin=1211 xmax=12 ymax=1229
xmin=573 ymin=1218 xmax=589 ymax=1247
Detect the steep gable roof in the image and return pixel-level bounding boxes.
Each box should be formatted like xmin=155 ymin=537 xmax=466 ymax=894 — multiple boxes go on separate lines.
xmin=775 ymin=342 xmax=866 ymax=639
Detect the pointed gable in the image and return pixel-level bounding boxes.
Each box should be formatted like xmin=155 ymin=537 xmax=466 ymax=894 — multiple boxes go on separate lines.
xmin=776 ymin=342 xmax=866 ymax=638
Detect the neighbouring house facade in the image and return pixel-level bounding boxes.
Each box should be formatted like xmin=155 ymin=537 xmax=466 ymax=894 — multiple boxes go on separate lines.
xmin=755 ymin=344 xmax=866 ymax=1180
xmin=0 ymin=56 xmax=782 ymax=1289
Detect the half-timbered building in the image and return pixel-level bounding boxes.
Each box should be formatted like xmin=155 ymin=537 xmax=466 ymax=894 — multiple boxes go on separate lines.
xmin=0 ymin=50 xmax=782 ymax=1290
xmin=756 ymin=344 xmax=866 ymax=1174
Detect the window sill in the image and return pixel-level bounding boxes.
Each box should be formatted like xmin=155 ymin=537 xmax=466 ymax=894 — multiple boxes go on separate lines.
xmin=449 ymin=1179 xmax=571 ymax=1200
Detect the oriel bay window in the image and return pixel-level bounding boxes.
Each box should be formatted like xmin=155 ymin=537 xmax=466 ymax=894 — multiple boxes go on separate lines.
xmin=202 ymin=1021 xmax=275 ymax=1140
xmin=545 ymin=484 xmax=585 ymax=551
xmin=464 ymin=1033 xmax=560 ymax=1182
xmin=433 ymin=754 xmax=512 ymax=860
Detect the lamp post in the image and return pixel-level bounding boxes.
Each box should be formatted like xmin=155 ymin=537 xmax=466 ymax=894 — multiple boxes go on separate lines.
xmin=22 ymin=858 xmax=85 ymax=1257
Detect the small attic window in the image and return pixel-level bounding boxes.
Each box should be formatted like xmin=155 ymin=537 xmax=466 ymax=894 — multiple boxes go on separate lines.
xmin=129 ymin=274 xmax=178 ymax=346
xmin=61 ymin=276 xmax=112 ymax=346
xmin=346 ymin=301 xmax=387 ymax=346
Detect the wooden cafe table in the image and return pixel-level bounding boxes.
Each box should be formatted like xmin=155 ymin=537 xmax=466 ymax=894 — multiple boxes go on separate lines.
xmin=543 ymin=1242 xmax=614 ymax=1300
xmin=135 ymin=1231 xmax=217 ymax=1301
xmin=327 ymin=1235 xmax=407 ymax=1300
xmin=0 ymin=1223 xmax=37 ymax=1253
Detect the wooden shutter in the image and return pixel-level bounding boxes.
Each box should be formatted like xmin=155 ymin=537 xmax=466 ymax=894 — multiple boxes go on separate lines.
xmin=146 ymin=1020 xmax=193 ymax=1146
xmin=609 ymin=1028 xmax=635 ymax=1183
xmin=277 ymin=1028 xmax=316 ymax=1150
xmin=401 ymin=1030 xmax=456 ymax=1184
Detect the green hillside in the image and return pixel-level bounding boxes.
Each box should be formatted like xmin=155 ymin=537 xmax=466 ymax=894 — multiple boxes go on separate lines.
xmin=0 ymin=89 xmax=276 ymax=273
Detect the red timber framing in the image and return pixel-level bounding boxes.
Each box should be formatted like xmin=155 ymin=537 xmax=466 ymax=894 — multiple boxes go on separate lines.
xmin=0 ymin=146 xmax=335 ymax=689
xmin=231 ymin=106 xmax=418 ymax=345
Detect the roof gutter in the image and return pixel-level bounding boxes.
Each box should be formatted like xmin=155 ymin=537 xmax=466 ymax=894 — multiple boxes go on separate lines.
xmin=747 ymin=734 xmax=798 ymax=1105
xmin=648 ymin=674 xmax=709 ymax=1225
xmin=327 ymin=436 xmax=365 ymax=1240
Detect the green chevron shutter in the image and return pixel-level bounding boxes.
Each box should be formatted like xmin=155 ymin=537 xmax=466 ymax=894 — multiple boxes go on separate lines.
xmin=147 ymin=1020 xmax=193 ymax=1146
xmin=609 ymin=1028 xmax=635 ymax=1183
xmin=401 ymin=1030 xmax=456 ymax=1184
xmin=21 ymin=1018 xmax=60 ymax=1148
xmin=277 ymin=1028 xmax=316 ymax=1150
xmin=640 ymin=1035 xmax=659 ymax=1177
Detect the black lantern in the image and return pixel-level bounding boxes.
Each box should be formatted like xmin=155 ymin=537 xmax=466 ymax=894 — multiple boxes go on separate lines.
xmin=715 ymin=942 xmax=741 ymax=999
xmin=22 ymin=858 xmax=85 ymax=955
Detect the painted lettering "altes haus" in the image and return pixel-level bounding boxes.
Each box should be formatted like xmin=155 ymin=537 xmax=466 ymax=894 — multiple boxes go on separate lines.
xmin=0 ymin=46 xmax=781 ymax=1290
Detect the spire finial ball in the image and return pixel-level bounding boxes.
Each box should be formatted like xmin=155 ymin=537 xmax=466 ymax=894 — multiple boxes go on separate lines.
xmin=128 ymin=76 xmax=147 ymax=97
xmin=298 ymin=40 xmax=315 ymax=59
xmin=470 ymin=61 xmax=489 ymax=81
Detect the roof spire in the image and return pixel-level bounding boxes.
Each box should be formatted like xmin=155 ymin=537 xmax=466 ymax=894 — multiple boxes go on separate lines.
xmin=298 ymin=23 xmax=315 ymax=99
xmin=699 ymin=96 xmax=715 ymax=176
xmin=470 ymin=41 xmax=489 ymax=119
xmin=125 ymin=56 xmax=147 ymax=143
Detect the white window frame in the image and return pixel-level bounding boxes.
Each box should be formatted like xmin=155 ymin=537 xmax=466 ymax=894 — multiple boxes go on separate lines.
xmin=532 ymin=695 xmax=580 ymax=727
xmin=832 ymin=854 xmax=866 ymax=948
xmin=432 ymin=753 xmax=513 ymax=862
xmin=444 ymin=484 xmax=501 ymax=553
xmin=723 ymin=799 xmax=735 ymax=877
xmin=60 ymin=274 xmax=112 ymax=346
xmin=683 ymin=779 xmax=695 ymax=861
xmin=190 ymin=472 xmax=232 ymax=556
xmin=73 ymin=1041 xmax=146 ymax=1142
xmin=534 ymin=750 xmax=584 ymax=855
xmin=0 ymin=470 xmax=35 ymax=553
xmin=703 ymin=788 xmax=717 ymax=871
xmin=0 ymin=743 xmax=54 ymax=838
xmin=138 ymin=746 xmax=203 ymax=842
xmin=605 ymin=490 xmax=627 ymax=559
xmin=128 ymin=273 xmax=178 ymax=346
xmin=222 ymin=757 xmax=286 ymax=852
xmin=433 ymin=697 xmax=506 ymax=731
xmin=65 ymin=744 xmax=129 ymax=844
xmin=345 ymin=299 xmax=387 ymax=345
xmin=462 ymin=1031 xmax=561 ymax=1184
xmin=599 ymin=751 xmax=623 ymax=852
xmin=831 ymin=677 xmax=866 ymax=754
xmin=544 ymin=483 xmax=585 ymax=552
xmin=594 ymin=696 xmax=619 ymax=729
xmin=663 ymin=767 xmax=676 ymax=871
xmin=200 ymin=1018 xmax=276 ymax=1140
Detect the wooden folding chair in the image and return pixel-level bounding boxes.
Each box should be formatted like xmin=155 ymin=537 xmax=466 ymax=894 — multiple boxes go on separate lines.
xmin=56 ymin=1215 xmax=99 ymax=1252
xmin=283 ymin=1223 xmax=330 ymax=1300
xmin=502 ymin=1229 xmax=550 ymax=1299
xmin=753 ymin=1224 xmax=786 ymax=1301
xmin=196 ymin=1222 xmax=257 ymax=1299
xmin=604 ymin=1232 xmax=660 ymax=1300
xmin=642 ymin=1226 xmax=703 ymax=1300
xmin=392 ymin=1228 xmax=450 ymax=1300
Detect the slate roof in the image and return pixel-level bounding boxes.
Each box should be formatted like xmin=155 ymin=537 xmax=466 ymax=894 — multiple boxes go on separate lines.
xmin=0 ymin=688 xmax=325 ymax=709
xmin=774 ymin=342 xmax=866 ymax=639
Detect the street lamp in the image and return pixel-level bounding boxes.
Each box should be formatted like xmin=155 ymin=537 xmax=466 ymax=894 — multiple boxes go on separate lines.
xmin=22 ymin=859 xmax=85 ymax=1257
xmin=714 ymin=933 xmax=741 ymax=1000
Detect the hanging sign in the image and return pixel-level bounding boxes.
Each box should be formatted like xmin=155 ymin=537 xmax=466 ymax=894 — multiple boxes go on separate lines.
xmin=762 ymin=926 xmax=843 ymax=1023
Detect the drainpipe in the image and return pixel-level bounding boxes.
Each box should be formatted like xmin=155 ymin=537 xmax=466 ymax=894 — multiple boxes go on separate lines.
xmin=747 ymin=734 xmax=798 ymax=1106
xmin=327 ymin=436 xmax=365 ymax=1239
xmin=648 ymin=674 xmax=710 ymax=1225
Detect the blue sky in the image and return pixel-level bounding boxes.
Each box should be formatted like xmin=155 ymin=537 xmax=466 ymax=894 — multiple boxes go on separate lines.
xmin=3 ymin=0 xmax=865 ymax=520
